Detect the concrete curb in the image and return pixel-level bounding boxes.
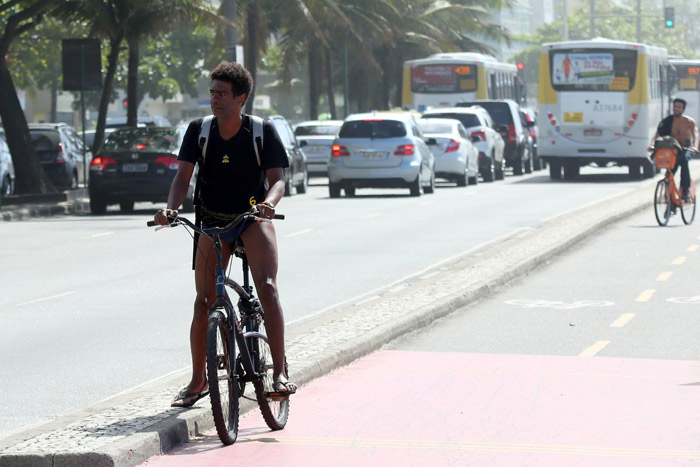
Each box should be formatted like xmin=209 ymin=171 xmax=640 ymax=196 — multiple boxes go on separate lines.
xmin=0 ymin=173 xmax=670 ymax=466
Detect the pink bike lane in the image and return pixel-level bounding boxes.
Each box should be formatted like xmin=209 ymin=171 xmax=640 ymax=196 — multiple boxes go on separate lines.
xmin=140 ymin=351 xmax=700 ymax=466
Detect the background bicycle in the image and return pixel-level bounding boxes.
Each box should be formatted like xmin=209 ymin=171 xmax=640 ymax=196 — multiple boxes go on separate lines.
xmin=653 ymin=142 xmax=697 ymax=226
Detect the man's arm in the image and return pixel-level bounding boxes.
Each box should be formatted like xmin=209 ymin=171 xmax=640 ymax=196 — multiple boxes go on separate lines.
xmin=254 ymin=167 xmax=285 ymax=219
xmin=154 ymin=160 xmax=195 ymax=225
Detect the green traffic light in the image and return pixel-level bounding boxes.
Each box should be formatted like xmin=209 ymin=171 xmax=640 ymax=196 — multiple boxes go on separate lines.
xmin=666 ymin=19 xmax=674 ymax=27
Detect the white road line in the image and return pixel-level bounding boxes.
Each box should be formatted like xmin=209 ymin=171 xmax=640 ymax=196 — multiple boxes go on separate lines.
xmin=358 ymin=213 xmax=381 ymax=220
xmin=656 ymin=271 xmax=673 ymax=281
xmin=687 ymin=245 xmax=699 ymax=252
xmin=635 ymin=289 xmax=656 ymax=302
xmin=672 ymin=256 xmax=687 ymax=265
xmin=91 ymin=232 xmax=114 ymax=238
xmin=18 ymin=291 xmax=78 ymax=307
xmin=287 ymin=227 xmax=531 ymax=327
xmin=285 ymin=228 xmax=314 ymax=238
xmin=610 ymin=313 xmax=635 ymax=328
xmin=579 ymin=340 xmax=610 ymax=357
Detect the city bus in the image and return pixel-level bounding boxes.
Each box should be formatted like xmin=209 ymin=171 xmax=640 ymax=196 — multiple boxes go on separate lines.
xmin=537 ymin=39 xmax=671 ymax=180
xmin=402 ymin=53 xmax=522 ymax=111
xmin=670 ymin=58 xmax=700 ymax=124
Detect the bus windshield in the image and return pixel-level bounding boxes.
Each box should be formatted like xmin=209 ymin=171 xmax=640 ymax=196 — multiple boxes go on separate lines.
xmin=411 ymin=63 xmax=478 ymax=93
xmin=549 ymin=49 xmax=637 ymax=92
xmin=674 ymin=64 xmax=700 ymax=91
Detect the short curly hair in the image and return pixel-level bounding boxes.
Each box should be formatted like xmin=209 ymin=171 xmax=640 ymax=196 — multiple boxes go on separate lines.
xmin=210 ymin=61 xmax=254 ymax=101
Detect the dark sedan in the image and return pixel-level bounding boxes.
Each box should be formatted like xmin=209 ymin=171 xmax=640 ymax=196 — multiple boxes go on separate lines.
xmin=88 ymin=127 xmax=195 ymax=214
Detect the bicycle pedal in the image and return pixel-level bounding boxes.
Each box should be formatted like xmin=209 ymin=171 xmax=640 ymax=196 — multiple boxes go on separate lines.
xmin=266 ymin=393 xmax=289 ymax=401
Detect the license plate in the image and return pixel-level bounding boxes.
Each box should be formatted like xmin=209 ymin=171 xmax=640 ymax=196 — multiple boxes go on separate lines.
xmin=305 ymin=145 xmax=326 ymax=154
xmin=122 ymin=163 xmax=148 ymax=173
xmin=361 ymin=151 xmax=386 ymax=159
xmin=584 ymin=129 xmax=602 ymax=137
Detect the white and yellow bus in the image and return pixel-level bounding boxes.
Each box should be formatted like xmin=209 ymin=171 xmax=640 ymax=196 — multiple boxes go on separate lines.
xmin=670 ymin=58 xmax=700 ymax=124
xmin=537 ymin=39 xmax=671 ymax=180
xmin=402 ymin=53 xmax=522 ymax=111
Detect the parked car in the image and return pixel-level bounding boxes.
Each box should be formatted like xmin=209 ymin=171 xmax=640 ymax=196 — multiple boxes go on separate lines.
xmin=456 ymin=99 xmax=532 ymax=175
xmin=293 ymin=120 xmax=343 ymax=177
xmin=28 ymin=123 xmax=91 ymax=189
xmin=268 ymin=115 xmax=308 ymax=196
xmin=0 ymin=129 xmax=14 ymax=196
xmin=521 ymin=107 xmax=542 ymax=170
xmin=328 ymin=112 xmax=435 ymax=197
xmin=88 ymin=126 xmax=194 ymax=214
xmin=417 ymin=118 xmax=479 ymax=186
xmin=421 ymin=107 xmax=505 ymax=181
xmin=105 ymin=115 xmax=172 ymax=129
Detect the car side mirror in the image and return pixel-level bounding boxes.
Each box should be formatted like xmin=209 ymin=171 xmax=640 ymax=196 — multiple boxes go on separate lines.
xmin=526 ymin=121 xmax=535 ymax=128
xmin=299 ymin=140 xmax=307 ymax=148
xmin=425 ymin=137 xmax=438 ymax=146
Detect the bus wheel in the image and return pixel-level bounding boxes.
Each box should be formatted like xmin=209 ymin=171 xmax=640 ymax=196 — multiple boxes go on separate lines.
xmin=549 ymin=161 xmax=562 ymax=180
xmin=642 ymin=159 xmax=655 ymax=179
xmin=628 ymin=161 xmax=642 ymax=180
xmin=563 ymin=163 xmax=579 ymax=180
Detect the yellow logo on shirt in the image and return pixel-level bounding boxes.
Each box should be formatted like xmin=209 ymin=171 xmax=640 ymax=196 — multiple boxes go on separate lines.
xmin=249 ymin=196 xmax=257 ymax=206
xmin=222 ymin=154 xmax=230 ymax=163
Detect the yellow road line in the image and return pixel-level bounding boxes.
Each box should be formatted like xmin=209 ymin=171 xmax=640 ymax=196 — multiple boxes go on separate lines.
xmin=248 ymin=436 xmax=700 ymax=459
xmin=635 ymin=289 xmax=656 ymax=302
xmin=610 ymin=313 xmax=635 ymax=328
xmin=672 ymin=256 xmax=687 ymax=265
xmin=688 ymin=245 xmax=699 ymax=252
xmin=579 ymin=340 xmax=610 ymax=357
xmin=656 ymin=271 xmax=673 ymax=281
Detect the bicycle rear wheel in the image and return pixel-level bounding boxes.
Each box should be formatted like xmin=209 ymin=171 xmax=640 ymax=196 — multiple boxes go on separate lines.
xmin=681 ymin=187 xmax=697 ymax=225
xmin=250 ymin=317 xmax=289 ymax=430
xmin=654 ymin=180 xmax=672 ymax=226
xmin=206 ymin=308 xmax=239 ymax=445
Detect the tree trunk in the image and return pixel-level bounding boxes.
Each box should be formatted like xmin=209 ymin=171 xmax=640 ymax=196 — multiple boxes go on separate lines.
xmin=244 ymin=0 xmax=258 ymax=115
xmin=126 ymin=38 xmax=139 ymax=127
xmin=0 ymin=58 xmax=54 ymax=194
xmin=308 ymin=42 xmax=320 ymax=120
xmin=91 ymin=33 xmax=124 ymax=154
xmin=50 ymin=59 xmax=58 ymax=123
xmin=325 ymin=47 xmax=336 ymax=119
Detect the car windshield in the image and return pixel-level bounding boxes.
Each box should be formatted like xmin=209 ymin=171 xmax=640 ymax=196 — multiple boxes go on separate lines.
xmin=295 ymin=125 xmax=340 ymax=136
xmin=103 ymin=128 xmax=179 ymax=152
xmin=418 ymin=121 xmax=453 ymax=134
xmin=424 ymin=113 xmax=480 ymax=128
xmin=462 ymin=103 xmax=512 ymax=126
xmin=339 ymin=120 xmax=407 ymax=138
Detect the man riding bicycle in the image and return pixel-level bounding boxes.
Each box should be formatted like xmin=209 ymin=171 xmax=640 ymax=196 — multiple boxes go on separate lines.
xmin=649 ymin=98 xmax=699 ymax=201
xmin=153 ymin=61 xmax=297 ymax=407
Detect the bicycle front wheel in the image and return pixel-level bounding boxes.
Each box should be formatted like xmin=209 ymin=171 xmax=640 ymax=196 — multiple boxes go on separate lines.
xmin=250 ymin=318 xmax=289 ymax=430
xmin=681 ymin=188 xmax=697 ymax=225
xmin=654 ymin=180 xmax=672 ymax=226
xmin=206 ymin=308 xmax=239 ymax=445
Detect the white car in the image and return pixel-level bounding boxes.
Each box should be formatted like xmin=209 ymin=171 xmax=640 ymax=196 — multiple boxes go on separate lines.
xmin=328 ymin=112 xmax=435 ymax=197
xmin=0 ymin=129 xmax=14 ymax=196
xmin=421 ymin=107 xmax=505 ymax=181
xmin=293 ymin=120 xmax=342 ymax=177
xmin=417 ymin=118 xmax=479 ymax=186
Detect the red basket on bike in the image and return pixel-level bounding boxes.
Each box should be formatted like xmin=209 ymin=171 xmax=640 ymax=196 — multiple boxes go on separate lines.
xmin=654 ymin=148 xmax=677 ymax=170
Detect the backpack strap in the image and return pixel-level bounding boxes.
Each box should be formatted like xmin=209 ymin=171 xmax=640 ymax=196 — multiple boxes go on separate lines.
xmin=199 ymin=115 xmax=214 ymax=164
xmin=250 ymin=115 xmax=264 ymax=166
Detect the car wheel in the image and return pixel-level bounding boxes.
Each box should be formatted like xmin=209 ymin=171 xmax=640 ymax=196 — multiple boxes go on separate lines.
xmin=90 ymin=196 xmax=107 ymax=215
xmin=524 ymin=148 xmax=532 ymax=174
xmin=409 ymin=172 xmax=423 ymax=197
xmin=424 ymin=171 xmax=435 ymax=194
xmin=468 ymin=174 xmax=478 ymax=186
xmin=533 ymin=151 xmax=542 ymax=171
xmin=494 ymin=154 xmax=505 ymax=180
xmin=70 ymin=170 xmax=79 ymax=190
xmin=513 ymin=153 xmax=524 ymax=176
xmin=295 ymin=169 xmax=308 ymax=194
xmin=2 ymin=175 xmax=12 ymax=196
xmin=456 ymin=169 xmax=468 ymax=187
xmin=329 ymin=182 xmax=341 ymax=198
xmin=120 ymin=200 xmax=135 ymax=212
xmin=481 ymin=155 xmax=494 ymax=182
xmin=344 ymin=186 xmax=356 ymax=197
xmin=284 ymin=169 xmax=294 ymax=197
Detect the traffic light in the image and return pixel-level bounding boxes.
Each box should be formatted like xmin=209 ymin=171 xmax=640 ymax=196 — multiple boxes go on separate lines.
xmin=664 ymin=7 xmax=674 ymax=28
xmin=516 ymin=62 xmax=525 ymax=71
xmin=122 ymin=99 xmax=128 ymax=109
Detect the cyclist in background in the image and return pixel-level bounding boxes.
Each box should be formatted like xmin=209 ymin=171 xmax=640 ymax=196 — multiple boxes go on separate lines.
xmin=649 ymin=98 xmax=699 ymax=201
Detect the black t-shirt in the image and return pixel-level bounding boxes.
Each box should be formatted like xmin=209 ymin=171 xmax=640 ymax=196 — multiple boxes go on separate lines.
xmin=657 ymin=115 xmax=674 ymax=137
xmin=179 ymin=115 xmax=289 ymax=217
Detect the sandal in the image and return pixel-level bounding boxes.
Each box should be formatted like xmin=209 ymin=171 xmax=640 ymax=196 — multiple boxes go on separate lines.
xmin=266 ymin=380 xmax=297 ymax=398
xmin=171 ymin=386 xmax=209 ymax=408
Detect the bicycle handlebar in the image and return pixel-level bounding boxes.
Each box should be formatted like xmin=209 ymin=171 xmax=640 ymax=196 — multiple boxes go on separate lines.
xmin=146 ymin=211 xmax=284 ymax=234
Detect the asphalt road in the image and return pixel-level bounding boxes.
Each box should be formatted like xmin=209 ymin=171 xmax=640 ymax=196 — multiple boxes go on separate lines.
xmin=0 ymin=166 xmax=664 ymax=440
xmin=139 ymin=203 xmax=700 ymax=466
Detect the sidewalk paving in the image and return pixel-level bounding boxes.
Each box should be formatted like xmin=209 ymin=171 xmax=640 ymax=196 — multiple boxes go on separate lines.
xmin=0 ymin=176 xmax=661 ymax=467
xmin=0 ymin=189 xmax=90 ymax=221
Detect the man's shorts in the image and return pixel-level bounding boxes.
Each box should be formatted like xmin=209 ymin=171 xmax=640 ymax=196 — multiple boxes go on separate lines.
xmin=202 ymin=218 xmax=255 ymax=246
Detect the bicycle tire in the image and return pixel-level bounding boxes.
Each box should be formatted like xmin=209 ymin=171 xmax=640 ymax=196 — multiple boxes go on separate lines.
xmin=206 ymin=308 xmax=239 ymax=445
xmin=681 ymin=191 xmax=697 ymax=225
xmin=654 ymin=180 xmax=671 ymax=226
xmin=250 ymin=317 xmax=289 ymax=430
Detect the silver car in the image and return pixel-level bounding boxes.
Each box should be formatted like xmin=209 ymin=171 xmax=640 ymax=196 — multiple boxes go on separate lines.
xmin=0 ymin=129 xmax=14 ymax=196
xmin=417 ymin=118 xmax=479 ymax=187
xmin=293 ymin=120 xmax=342 ymax=177
xmin=328 ymin=112 xmax=435 ymax=197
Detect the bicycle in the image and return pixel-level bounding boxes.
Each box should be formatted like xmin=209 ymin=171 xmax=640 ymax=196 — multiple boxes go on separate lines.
xmin=147 ymin=211 xmax=289 ymax=445
xmin=653 ymin=144 xmax=697 ymax=226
